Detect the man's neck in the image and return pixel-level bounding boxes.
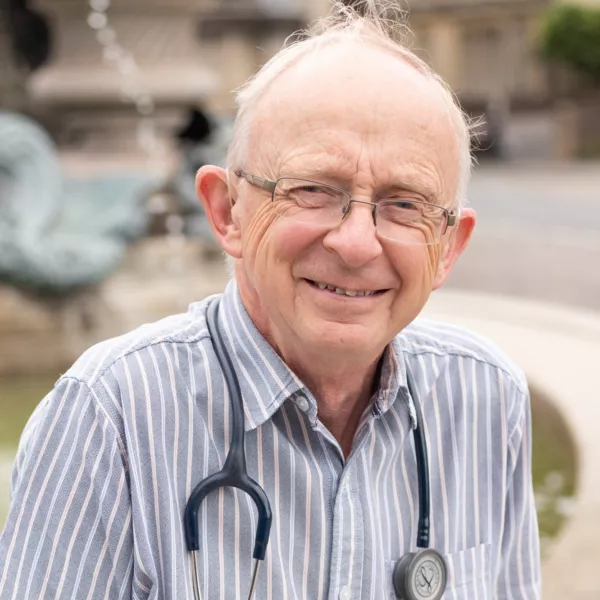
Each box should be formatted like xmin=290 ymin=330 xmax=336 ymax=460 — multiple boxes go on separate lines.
xmin=235 ymin=275 xmax=384 ymax=456
xmin=284 ymin=354 xmax=381 ymax=458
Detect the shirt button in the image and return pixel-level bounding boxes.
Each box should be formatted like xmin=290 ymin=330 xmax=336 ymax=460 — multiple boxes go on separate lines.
xmin=339 ymin=586 xmax=352 ymax=600
xmin=296 ymin=394 xmax=310 ymax=412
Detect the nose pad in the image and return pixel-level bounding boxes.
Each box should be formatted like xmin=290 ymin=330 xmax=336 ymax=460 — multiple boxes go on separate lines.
xmin=325 ymin=199 xmax=383 ymax=266
xmin=341 ymin=200 xmax=377 ymax=226
xmin=342 ymin=200 xmax=377 ymax=225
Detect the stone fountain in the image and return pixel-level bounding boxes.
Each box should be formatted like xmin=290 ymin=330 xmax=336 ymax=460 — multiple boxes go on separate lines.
xmin=0 ymin=110 xmax=229 ymax=377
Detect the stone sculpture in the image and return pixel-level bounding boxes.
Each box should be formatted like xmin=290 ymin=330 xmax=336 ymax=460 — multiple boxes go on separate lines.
xmin=0 ymin=111 xmax=157 ymax=294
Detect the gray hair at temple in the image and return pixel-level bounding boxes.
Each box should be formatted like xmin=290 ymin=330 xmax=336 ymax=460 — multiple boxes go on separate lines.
xmin=226 ymin=0 xmax=477 ymax=210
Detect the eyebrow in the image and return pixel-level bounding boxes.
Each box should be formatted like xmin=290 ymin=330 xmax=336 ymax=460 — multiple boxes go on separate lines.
xmin=284 ymin=167 xmax=438 ymax=204
xmin=281 ymin=164 xmax=354 ymax=188
xmin=381 ymin=179 xmax=438 ymax=203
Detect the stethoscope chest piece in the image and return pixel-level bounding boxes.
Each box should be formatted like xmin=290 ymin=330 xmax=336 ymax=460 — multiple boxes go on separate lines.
xmin=392 ymin=548 xmax=447 ymax=600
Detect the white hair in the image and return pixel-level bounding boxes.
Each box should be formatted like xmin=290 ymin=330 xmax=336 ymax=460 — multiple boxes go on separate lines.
xmin=227 ymin=0 xmax=478 ymax=210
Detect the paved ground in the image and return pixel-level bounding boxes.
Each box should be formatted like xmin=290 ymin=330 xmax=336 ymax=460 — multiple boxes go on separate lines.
xmin=449 ymin=162 xmax=600 ymax=311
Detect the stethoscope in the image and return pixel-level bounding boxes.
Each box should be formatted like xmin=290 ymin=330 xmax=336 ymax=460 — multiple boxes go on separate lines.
xmin=184 ymin=299 xmax=447 ymax=600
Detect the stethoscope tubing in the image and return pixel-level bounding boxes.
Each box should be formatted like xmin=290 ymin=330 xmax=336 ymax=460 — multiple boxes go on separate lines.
xmin=184 ymin=298 xmax=433 ymax=600
xmin=410 ymin=388 xmax=431 ymax=548
xmin=184 ymin=299 xmax=273 ymax=559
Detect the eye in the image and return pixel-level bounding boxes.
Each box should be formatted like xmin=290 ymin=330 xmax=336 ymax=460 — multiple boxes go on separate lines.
xmin=298 ymin=184 xmax=330 ymax=194
xmin=277 ymin=181 xmax=340 ymax=208
xmin=385 ymin=199 xmax=425 ymax=214
xmin=392 ymin=200 xmax=420 ymax=211
xmin=378 ymin=199 xmax=427 ymax=224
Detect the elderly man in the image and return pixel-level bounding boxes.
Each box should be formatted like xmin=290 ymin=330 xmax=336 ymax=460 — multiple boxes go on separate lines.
xmin=0 ymin=4 xmax=540 ymax=600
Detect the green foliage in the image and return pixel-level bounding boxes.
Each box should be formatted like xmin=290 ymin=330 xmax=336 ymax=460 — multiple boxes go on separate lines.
xmin=540 ymin=3 xmax=600 ymax=81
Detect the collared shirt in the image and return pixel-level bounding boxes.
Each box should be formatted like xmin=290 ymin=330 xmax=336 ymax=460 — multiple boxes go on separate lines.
xmin=0 ymin=280 xmax=540 ymax=600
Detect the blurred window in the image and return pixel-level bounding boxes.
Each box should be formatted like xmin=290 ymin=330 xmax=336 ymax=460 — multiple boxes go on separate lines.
xmin=460 ymin=26 xmax=502 ymax=96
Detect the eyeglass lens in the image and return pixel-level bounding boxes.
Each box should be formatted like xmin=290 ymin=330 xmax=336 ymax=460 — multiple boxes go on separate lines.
xmin=271 ymin=178 xmax=447 ymax=245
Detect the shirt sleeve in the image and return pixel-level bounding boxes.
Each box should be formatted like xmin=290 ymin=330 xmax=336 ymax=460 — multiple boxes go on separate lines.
xmin=495 ymin=388 xmax=542 ymax=599
xmin=0 ymin=376 xmax=133 ymax=600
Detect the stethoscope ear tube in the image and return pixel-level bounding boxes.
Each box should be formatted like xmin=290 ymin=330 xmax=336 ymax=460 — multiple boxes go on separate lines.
xmin=184 ymin=298 xmax=442 ymax=600
xmin=184 ymin=299 xmax=273 ymax=559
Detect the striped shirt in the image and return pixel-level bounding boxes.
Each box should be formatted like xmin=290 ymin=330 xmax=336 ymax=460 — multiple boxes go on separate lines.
xmin=0 ymin=279 xmax=540 ymax=599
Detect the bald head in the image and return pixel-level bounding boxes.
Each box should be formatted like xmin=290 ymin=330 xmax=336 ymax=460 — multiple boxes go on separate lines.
xmin=241 ymin=41 xmax=461 ymax=209
xmin=228 ymin=6 xmax=473 ymax=207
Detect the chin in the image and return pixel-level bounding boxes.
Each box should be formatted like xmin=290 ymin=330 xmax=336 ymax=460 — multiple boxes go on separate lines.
xmin=303 ymin=320 xmax=383 ymax=354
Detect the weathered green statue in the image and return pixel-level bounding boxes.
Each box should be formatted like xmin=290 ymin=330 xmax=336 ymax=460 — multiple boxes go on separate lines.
xmin=0 ymin=111 xmax=157 ymax=294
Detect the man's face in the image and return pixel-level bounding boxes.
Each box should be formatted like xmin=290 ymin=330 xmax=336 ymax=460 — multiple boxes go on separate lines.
xmin=218 ymin=44 xmax=471 ymax=361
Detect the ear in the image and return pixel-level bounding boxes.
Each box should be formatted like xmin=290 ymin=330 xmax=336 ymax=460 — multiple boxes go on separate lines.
xmin=195 ymin=165 xmax=242 ymax=259
xmin=433 ymin=208 xmax=476 ymax=290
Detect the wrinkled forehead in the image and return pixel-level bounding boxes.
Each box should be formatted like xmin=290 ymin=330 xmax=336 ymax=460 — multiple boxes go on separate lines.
xmin=243 ymin=42 xmax=461 ymax=199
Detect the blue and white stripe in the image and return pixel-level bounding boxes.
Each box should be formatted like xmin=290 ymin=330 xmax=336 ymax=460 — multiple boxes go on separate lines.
xmin=0 ymin=279 xmax=540 ymax=599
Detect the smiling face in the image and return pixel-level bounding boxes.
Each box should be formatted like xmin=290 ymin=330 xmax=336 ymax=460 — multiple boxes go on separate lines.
xmin=199 ymin=42 xmax=475 ymax=366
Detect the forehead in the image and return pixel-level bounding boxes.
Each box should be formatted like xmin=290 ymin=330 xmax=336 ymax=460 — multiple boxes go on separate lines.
xmin=245 ymin=42 xmax=460 ymax=201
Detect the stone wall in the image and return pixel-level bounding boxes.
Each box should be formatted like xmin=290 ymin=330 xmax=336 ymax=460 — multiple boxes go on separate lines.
xmin=0 ymin=238 xmax=229 ymax=377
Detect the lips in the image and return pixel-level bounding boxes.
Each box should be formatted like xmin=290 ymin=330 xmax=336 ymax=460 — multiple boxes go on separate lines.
xmin=305 ymin=279 xmax=386 ymax=297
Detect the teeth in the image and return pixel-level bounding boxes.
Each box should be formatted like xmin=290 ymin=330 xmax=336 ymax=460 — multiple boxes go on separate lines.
xmin=313 ymin=281 xmax=376 ymax=297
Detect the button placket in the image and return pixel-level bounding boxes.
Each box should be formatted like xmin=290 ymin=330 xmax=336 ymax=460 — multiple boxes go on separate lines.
xmin=328 ymin=456 xmax=366 ymax=600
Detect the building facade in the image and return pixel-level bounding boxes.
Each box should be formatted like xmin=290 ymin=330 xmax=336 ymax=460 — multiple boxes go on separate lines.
xmin=1 ymin=0 xmax=330 ymax=153
xmin=2 ymin=0 xmax=596 ymax=158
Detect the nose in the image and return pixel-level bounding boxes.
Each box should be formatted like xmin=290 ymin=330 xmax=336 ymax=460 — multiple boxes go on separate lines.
xmin=323 ymin=200 xmax=383 ymax=268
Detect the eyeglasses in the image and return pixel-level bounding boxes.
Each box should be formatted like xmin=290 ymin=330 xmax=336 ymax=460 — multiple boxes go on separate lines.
xmin=234 ymin=169 xmax=457 ymax=246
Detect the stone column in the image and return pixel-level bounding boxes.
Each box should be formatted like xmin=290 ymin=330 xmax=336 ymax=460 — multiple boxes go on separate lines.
xmin=427 ymin=20 xmax=461 ymax=88
xmin=218 ymin=32 xmax=258 ymax=112
xmin=553 ymin=99 xmax=580 ymax=159
xmin=0 ymin=20 xmax=28 ymax=111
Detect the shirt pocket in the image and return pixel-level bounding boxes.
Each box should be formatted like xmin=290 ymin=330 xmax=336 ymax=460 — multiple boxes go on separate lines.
xmin=442 ymin=543 xmax=492 ymax=599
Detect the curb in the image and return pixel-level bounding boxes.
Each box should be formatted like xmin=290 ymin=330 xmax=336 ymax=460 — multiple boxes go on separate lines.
xmin=424 ymin=289 xmax=600 ymax=599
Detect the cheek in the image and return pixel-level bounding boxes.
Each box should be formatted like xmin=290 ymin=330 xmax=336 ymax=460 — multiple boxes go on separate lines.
xmin=389 ymin=245 xmax=442 ymax=326
xmin=241 ymin=206 xmax=320 ymax=282
xmin=390 ymin=244 xmax=442 ymax=294
xmin=424 ymin=244 xmax=442 ymax=282
xmin=242 ymin=203 xmax=278 ymax=257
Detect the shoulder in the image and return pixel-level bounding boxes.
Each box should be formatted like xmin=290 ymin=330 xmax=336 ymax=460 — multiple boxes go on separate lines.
xmin=62 ymin=295 xmax=215 ymax=389
xmin=32 ymin=296 xmax=219 ymax=451
xmin=399 ymin=317 xmax=528 ymax=396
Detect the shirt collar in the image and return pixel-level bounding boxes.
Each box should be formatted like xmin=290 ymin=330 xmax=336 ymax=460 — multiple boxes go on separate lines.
xmin=214 ymin=279 xmax=416 ymax=431
xmin=371 ymin=336 xmax=417 ymax=429
xmin=216 ymin=280 xmax=306 ymax=431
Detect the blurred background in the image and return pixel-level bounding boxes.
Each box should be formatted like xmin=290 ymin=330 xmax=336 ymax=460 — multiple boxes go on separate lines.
xmin=0 ymin=0 xmax=598 ymax=581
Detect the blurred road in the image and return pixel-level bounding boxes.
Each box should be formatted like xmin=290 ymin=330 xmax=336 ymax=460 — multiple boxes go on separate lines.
xmin=447 ymin=163 xmax=600 ymax=312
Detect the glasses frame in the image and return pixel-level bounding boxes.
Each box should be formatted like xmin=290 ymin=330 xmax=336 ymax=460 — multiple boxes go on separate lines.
xmin=234 ymin=169 xmax=457 ymax=242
